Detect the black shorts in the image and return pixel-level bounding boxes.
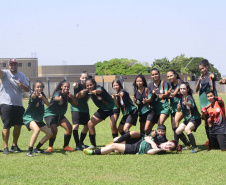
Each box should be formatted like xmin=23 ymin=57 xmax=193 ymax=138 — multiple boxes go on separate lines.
xmin=0 ymin=104 xmax=25 ymax=129
xmin=26 ymin=121 xmax=46 ymax=131
xmin=113 ymin=108 xmax=120 ymax=115
xmin=93 ymin=109 xmax=114 ymax=120
xmin=120 ymin=109 xmax=138 ymax=126
xmin=183 ymin=118 xmax=201 ymax=132
xmin=171 ymin=112 xmax=176 ymax=117
xmin=71 ymin=111 xmax=90 ymax=125
xmin=44 ymin=115 xmax=66 ymax=127
xmin=139 ymin=110 xmax=155 ymax=123
xmin=124 ymin=140 xmax=142 ymax=154
xmin=126 ymin=134 xmax=144 ymax=144
xmin=209 ymin=134 xmax=226 ymax=150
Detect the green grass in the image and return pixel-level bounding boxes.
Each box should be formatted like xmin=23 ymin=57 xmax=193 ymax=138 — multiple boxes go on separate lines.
xmin=0 ymin=95 xmax=226 ymax=184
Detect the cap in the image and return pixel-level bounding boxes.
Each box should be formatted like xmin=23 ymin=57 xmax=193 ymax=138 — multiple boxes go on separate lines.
xmin=157 ymin=125 xmax=166 ymax=131
xmin=8 ymin=58 xmax=18 ymax=65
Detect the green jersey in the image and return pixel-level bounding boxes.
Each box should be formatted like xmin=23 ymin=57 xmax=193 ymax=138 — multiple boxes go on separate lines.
xmin=148 ymin=80 xmax=170 ymax=115
xmin=70 ymin=81 xmax=89 ymax=113
xmin=181 ymin=95 xmax=201 ymax=122
xmin=134 ymin=87 xmax=152 ymax=116
xmin=199 ymin=73 xmax=217 ymax=109
xmin=90 ymin=86 xmax=114 ymax=111
xmin=23 ymin=92 xmax=47 ymax=125
xmin=44 ymin=91 xmax=72 ymax=117
xmin=119 ymin=89 xmax=137 ymax=116
xmin=168 ymin=80 xmax=183 ymax=114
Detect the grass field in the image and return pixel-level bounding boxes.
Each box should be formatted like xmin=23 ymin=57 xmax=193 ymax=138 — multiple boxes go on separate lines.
xmin=0 ymin=95 xmax=226 ymax=184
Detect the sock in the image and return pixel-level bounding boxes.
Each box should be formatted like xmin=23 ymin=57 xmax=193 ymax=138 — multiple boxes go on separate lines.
xmin=205 ymin=126 xmax=210 ymax=140
xmin=80 ymin=132 xmax=87 ymax=145
xmin=114 ymin=132 xmax=130 ymax=143
xmin=187 ymin=133 xmax=197 ymax=148
xmin=49 ymin=138 xmax=56 ymax=147
xmin=92 ymin=149 xmax=101 ymax=155
xmin=89 ymin=134 xmax=96 ymax=147
xmin=120 ymin=131 xmax=125 ymax=136
xmin=178 ymin=133 xmax=190 ymax=146
xmin=63 ymin=134 xmax=71 ymax=148
xmin=112 ymin=133 xmax=118 ymax=138
xmin=36 ymin=142 xmax=43 ymax=149
xmin=28 ymin=146 xmax=33 ymax=152
xmin=173 ymin=128 xmax=179 ymax=142
xmin=73 ymin=130 xmax=80 ymax=146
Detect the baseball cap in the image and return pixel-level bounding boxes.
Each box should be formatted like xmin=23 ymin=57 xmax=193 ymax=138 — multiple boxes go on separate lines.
xmin=157 ymin=125 xmax=166 ymax=131
xmin=8 ymin=58 xmax=18 ymax=65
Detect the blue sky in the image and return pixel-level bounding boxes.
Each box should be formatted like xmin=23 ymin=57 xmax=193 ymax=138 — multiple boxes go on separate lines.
xmin=1 ymin=0 xmax=226 ymax=74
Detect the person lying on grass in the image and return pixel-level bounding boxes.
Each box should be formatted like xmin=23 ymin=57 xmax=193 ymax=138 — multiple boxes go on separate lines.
xmin=112 ymin=125 xmax=168 ymax=146
xmin=83 ymin=134 xmax=182 ymax=155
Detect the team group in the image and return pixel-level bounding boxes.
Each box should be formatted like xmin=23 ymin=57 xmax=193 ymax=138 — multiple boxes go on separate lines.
xmin=0 ymin=58 xmax=226 ymax=156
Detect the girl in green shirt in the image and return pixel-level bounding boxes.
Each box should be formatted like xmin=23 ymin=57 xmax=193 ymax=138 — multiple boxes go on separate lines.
xmin=23 ymin=80 xmax=53 ymax=157
xmin=195 ymin=59 xmax=217 ymax=146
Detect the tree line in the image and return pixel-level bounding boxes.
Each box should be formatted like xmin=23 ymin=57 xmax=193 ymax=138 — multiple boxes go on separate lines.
xmin=95 ymin=54 xmax=221 ymax=80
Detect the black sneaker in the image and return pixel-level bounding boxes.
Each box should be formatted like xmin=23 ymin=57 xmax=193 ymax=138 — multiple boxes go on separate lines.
xmin=10 ymin=145 xmax=23 ymax=152
xmin=33 ymin=148 xmax=45 ymax=153
xmin=26 ymin=151 xmax=34 ymax=157
xmin=3 ymin=147 xmax=9 ymax=155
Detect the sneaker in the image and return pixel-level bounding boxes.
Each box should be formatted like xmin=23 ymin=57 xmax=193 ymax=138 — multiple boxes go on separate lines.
xmin=3 ymin=147 xmax=9 ymax=155
xmin=63 ymin=146 xmax=75 ymax=151
xmin=33 ymin=148 xmax=45 ymax=153
xmin=83 ymin=149 xmax=93 ymax=155
xmin=191 ymin=148 xmax=198 ymax=153
xmin=46 ymin=146 xmax=53 ymax=153
xmin=203 ymin=140 xmax=209 ymax=146
xmin=76 ymin=146 xmax=83 ymax=151
xmin=81 ymin=144 xmax=89 ymax=149
xmin=26 ymin=151 xmax=34 ymax=157
xmin=182 ymin=146 xmax=191 ymax=150
xmin=10 ymin=145 xmax=23 ymax=152
xmin=87 ymin=145 xmax=97 ymax=150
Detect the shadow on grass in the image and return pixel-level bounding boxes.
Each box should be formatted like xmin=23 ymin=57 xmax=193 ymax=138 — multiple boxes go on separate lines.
xmin=197 ymin=145 xmax=209 ymax=151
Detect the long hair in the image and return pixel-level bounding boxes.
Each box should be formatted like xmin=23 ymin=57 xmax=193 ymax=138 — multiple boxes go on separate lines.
xmin=112 ymin=79 xmax=123 ymax=90
xmin=169 ymin=140 xmax=183 ymax=152
xmin=32 ymin=80 xmax=45 ymax=92
xmin=180 ymin=82 xmax=193 ymax=96
xmin=132 ymin=74 xmax=147 ymax=92
xmin=151 ymin=68 xmax=160 ymax=74
xmin=167 ymin=70 xmax=181 ymax=80
xmin=52 ymin=80 xmax=70 ymax=96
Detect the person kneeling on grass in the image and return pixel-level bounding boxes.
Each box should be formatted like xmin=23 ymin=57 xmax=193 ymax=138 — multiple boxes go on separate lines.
xmin=202 ymin=90 xmax=226 ymax=151
xmin=84 ymin=134 xmax=182 ymax=155
xmin=23 ymin=81 xmax=53 ymax=157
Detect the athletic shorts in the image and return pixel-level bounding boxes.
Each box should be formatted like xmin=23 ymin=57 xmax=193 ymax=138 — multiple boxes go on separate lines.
xmin=139 ymin=110 xmax=155 ymax=123
xmin=183 ymin=118 xmax=201 ymax=132
xmin=113 ymin=108 xmax=120 ymax=115
xmin=209 ymin=134 xmax=226 ymax=150
xmin=120 ymin=109 xmax=138 ymax=126
xmin=26 ymin=121 xmax=46 ymax=131
xmin=0 ymin=104 xmax=25 ymax=129
xmin=93 ymin=109 xmax=114 ymax=120
xmin=124 ymin=140 xmax=142 ymax=154
xmin=44 ymin=115 xmax=66 ymax=127
xmin=71 ymin=111 xmax=90 ymax=125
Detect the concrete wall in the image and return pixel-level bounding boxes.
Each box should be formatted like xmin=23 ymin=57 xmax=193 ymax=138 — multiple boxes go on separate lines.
xmin=0 ymin=58 xmax=38 ymax=77
xmin=38 ymin=65 xmax=95 ymax=77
